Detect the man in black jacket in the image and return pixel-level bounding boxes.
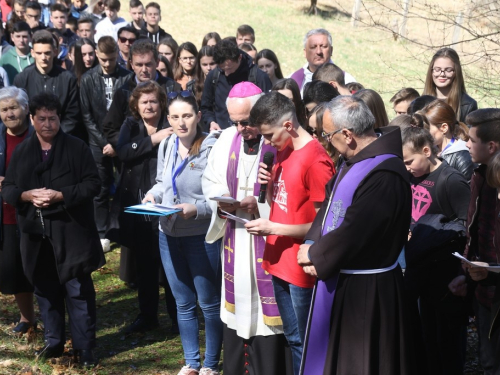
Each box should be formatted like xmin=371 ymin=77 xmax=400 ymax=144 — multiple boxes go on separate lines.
xmin=103 ymin=39 xmax=180 ymax=148
xmin=80 ymin=36 xmax=129 ymax=250
xmin=138 ymin=2 xmax=171 ymax=44
xmin=200 ymin=39 xmax=272 ymax=132
xmin=14 ymin=30 xmax=82 ymax=138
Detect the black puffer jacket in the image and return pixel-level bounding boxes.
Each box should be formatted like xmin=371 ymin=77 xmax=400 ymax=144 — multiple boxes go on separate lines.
xmin=200 ymin=51 xmax=272 ymax=131
xmin=102 ymin=72 xmax=180 ymax=148
xmin=440 ymin=139 xmax=475 ymax=181
xmin=80 ymin=64 xmax=131 ymax=148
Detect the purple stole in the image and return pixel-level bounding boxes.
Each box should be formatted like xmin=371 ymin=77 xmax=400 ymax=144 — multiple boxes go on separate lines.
xmin=290 ymin=68 xmax=305 ymax=90
xmin=300 ymin=154 xmax=396 ymax=375
xmin=223 ymin=132 xmax=281 ymax=326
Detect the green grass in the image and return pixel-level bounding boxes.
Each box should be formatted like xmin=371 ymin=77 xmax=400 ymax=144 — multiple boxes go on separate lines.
xmin=0 ymin=249 xmax=193 ymax=375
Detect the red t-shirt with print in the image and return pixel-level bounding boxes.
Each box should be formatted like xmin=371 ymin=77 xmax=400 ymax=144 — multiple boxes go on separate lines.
xmin=262 ymin=139 xmax=335 ymax=288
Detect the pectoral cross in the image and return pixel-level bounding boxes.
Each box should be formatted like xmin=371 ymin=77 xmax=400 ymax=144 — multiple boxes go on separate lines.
xmin=239 ymin=177 xmax=253 ymax=197
xmin=225 ymin=238 xmax=234 ymax=263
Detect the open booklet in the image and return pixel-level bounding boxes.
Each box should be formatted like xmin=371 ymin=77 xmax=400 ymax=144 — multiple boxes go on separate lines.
xmin=452 ymin=252 xmax=500 ymax=273
xmin=124 ymin=203 xmax=181 ymax=216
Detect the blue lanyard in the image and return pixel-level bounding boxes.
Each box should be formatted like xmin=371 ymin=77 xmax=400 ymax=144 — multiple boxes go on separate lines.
xmin=171 ymin=137 xmax=190 ymax=198
xmin=442 ymin=137 xmax=455 ymax=153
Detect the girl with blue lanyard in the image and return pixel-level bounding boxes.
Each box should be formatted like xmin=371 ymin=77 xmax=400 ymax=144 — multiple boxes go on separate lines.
xmin=420 ymin=99 xmax=474 ymax=181
xmin=143 ymin=91 xmax=222 ymax=375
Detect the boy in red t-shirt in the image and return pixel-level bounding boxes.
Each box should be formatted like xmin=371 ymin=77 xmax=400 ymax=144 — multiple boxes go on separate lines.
xmin=245 ymin=91 xmax=334 ymax=375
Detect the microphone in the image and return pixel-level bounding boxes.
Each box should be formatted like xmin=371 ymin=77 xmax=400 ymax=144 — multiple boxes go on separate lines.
xmin=258 ymin=152 xmax=274 ymax=203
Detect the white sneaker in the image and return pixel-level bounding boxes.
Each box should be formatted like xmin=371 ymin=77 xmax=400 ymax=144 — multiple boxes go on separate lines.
xmin=100 ymin=238 xmax=111 ymax=253
xmin=177 ymin=365 xmax=199 ymax=375
xmin=199 ymin=368 xmax=219 ymax=375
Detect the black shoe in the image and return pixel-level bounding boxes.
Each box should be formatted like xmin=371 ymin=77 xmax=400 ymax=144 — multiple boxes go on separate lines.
xmin=35 ymin=344 xmax=64 ymax=360
xmin=170 ymin=321 xmax=179 ymax=334
xmin=13 ymin=321 xmax=36 ymax=334
xmin=78 ymin=349 xmax=98 ymax=368
xmin=125 ymin=282 xmax=138 ymax=289
xmin=123 ymin=316 xmax=159 ymax=334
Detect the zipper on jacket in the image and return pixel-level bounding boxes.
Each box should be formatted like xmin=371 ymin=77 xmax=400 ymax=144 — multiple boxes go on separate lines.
xmin=36 ymin=208 xmax=46 ymax=238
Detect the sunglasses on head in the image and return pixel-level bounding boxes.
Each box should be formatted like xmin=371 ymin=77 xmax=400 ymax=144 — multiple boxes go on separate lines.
xmin=118 ymin=36 xmax=136 ymax=44
xmin=167 ymin=90 xmax=194 ymax=101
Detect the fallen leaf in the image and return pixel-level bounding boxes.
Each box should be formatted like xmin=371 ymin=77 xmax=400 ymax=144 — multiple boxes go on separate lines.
xmin=0 ymin=359 xmax=15 ymax=367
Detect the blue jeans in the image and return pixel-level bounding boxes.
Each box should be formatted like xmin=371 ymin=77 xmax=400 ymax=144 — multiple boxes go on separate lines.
xmin=159 ymin=232 xmax=222 ymax=370
xmin=272 ymin=276 xmax=313 ymax=375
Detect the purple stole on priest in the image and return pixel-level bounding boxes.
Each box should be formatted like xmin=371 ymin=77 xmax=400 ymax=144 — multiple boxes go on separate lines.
xmin=300 ymin=154 xmax=396 ymax=375
xmin=223 ymin=132 xmax=281 ymax=326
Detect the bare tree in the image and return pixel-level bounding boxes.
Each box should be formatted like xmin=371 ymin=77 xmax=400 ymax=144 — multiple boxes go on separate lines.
xmin=331 ymin=0 xmax=500 ymax=102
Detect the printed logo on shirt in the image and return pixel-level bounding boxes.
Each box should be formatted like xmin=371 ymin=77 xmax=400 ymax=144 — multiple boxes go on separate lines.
xmin=412 ymin=184 xmax=432 ymax=222
xmin=103 ymin=76 xmax=114 ymax=110
xmin=272 ymin=171 xmax=288 ymax=213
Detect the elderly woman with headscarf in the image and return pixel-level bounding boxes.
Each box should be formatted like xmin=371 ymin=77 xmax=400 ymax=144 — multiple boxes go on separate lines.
xmin=0 ymin=86 xmax=35 ymax=334
xmin=2 ymin=92 xmax=104 ymax=368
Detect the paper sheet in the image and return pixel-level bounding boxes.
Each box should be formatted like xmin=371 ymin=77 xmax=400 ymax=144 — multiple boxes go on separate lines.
xmin=452 ymin=252 xmax=500 ymax=273
xmin=221 ymin=210 xmax=249 ymax=224
xmin=210 ymin=196 xmax=240 ymax=204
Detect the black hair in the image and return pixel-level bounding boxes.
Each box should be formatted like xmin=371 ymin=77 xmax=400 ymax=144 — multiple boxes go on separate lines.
xmin=466 ymin=108 xmax=500 ymax=144
xmin=401 ymin=125 xmax=437 ymax=155
xmin=408 ymin=95 xmax=437 ymax=115
xmin=26 ymin=1 xmax=41 ymax=11
xmin=50 ymin=3 xmax=68 ymax=13
xmin=29 ymin=92 xmax=61 ymax=116
xmin=250 ymin=91 xmax=297 ymax=128
xmin=129 ymin=38 xmax=157 ymax=61
xmin=117 ymin=25 xmax=139 ymax=39
xmin=32 ymin=29 xmax=55 ymax=46
xmin=12 ymin=21 xmax=31 ymax=34
xmin=213 ymin=39 xmax=240 ymax=64
xmin=303 ymin=80 xmax=339 ymax=106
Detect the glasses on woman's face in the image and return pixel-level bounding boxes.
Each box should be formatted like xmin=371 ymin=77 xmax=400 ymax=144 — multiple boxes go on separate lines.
xmin=179 ymin=56 xmax=196 ymax=62
xmin=432 ymin=67 xmax=455 ymax=76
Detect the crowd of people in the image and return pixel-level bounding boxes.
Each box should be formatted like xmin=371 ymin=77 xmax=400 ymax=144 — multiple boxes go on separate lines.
xmin=0 ymin=0 xmax=498 ymax=374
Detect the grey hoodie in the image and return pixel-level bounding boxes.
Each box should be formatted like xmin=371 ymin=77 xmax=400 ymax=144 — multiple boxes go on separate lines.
xmin=148 ymin=132 xmax=217 ymax=237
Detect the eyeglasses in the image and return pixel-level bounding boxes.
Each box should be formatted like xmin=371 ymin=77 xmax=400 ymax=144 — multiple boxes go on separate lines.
xmin=167 ymin=90 xmax=193 ymax=101
xmin=179 ymin=56 xmax=196 ymax=62
xmin=322 ymin=127 xmax=350 ymax=141
xmin=432 ymin=67 xmax=455 ymax=75
xmin=118 ymin=36 xmax=136 ymax=44
xmin=228 ymin=119 xmax=251 ymax=127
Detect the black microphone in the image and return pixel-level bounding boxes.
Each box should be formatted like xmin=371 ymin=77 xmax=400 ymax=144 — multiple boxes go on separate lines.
xmin=258 ymin=152 xmax=274 ymax=203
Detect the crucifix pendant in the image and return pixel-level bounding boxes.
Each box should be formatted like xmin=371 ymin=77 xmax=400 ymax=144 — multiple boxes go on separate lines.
xmin=239 ymin=177 xmax=253 ymax=196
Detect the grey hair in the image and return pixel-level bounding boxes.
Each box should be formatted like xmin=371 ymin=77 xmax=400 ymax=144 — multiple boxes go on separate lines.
xmin=303 ymin=28 xmax=332 ymax=48
xmin=226 ymin=92 xmax=264 ymax=108
xmin=326 ymin=95 xmax=375 ymax=136
xmin=0 ymin=86 xmax=29 ymax=113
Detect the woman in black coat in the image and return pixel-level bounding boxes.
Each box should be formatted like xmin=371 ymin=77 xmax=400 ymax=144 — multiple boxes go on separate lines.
xmin=2 ymin=93 xmax=104 ymax=367
xmin=116 ymin=81 xmax=177 ymax=334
